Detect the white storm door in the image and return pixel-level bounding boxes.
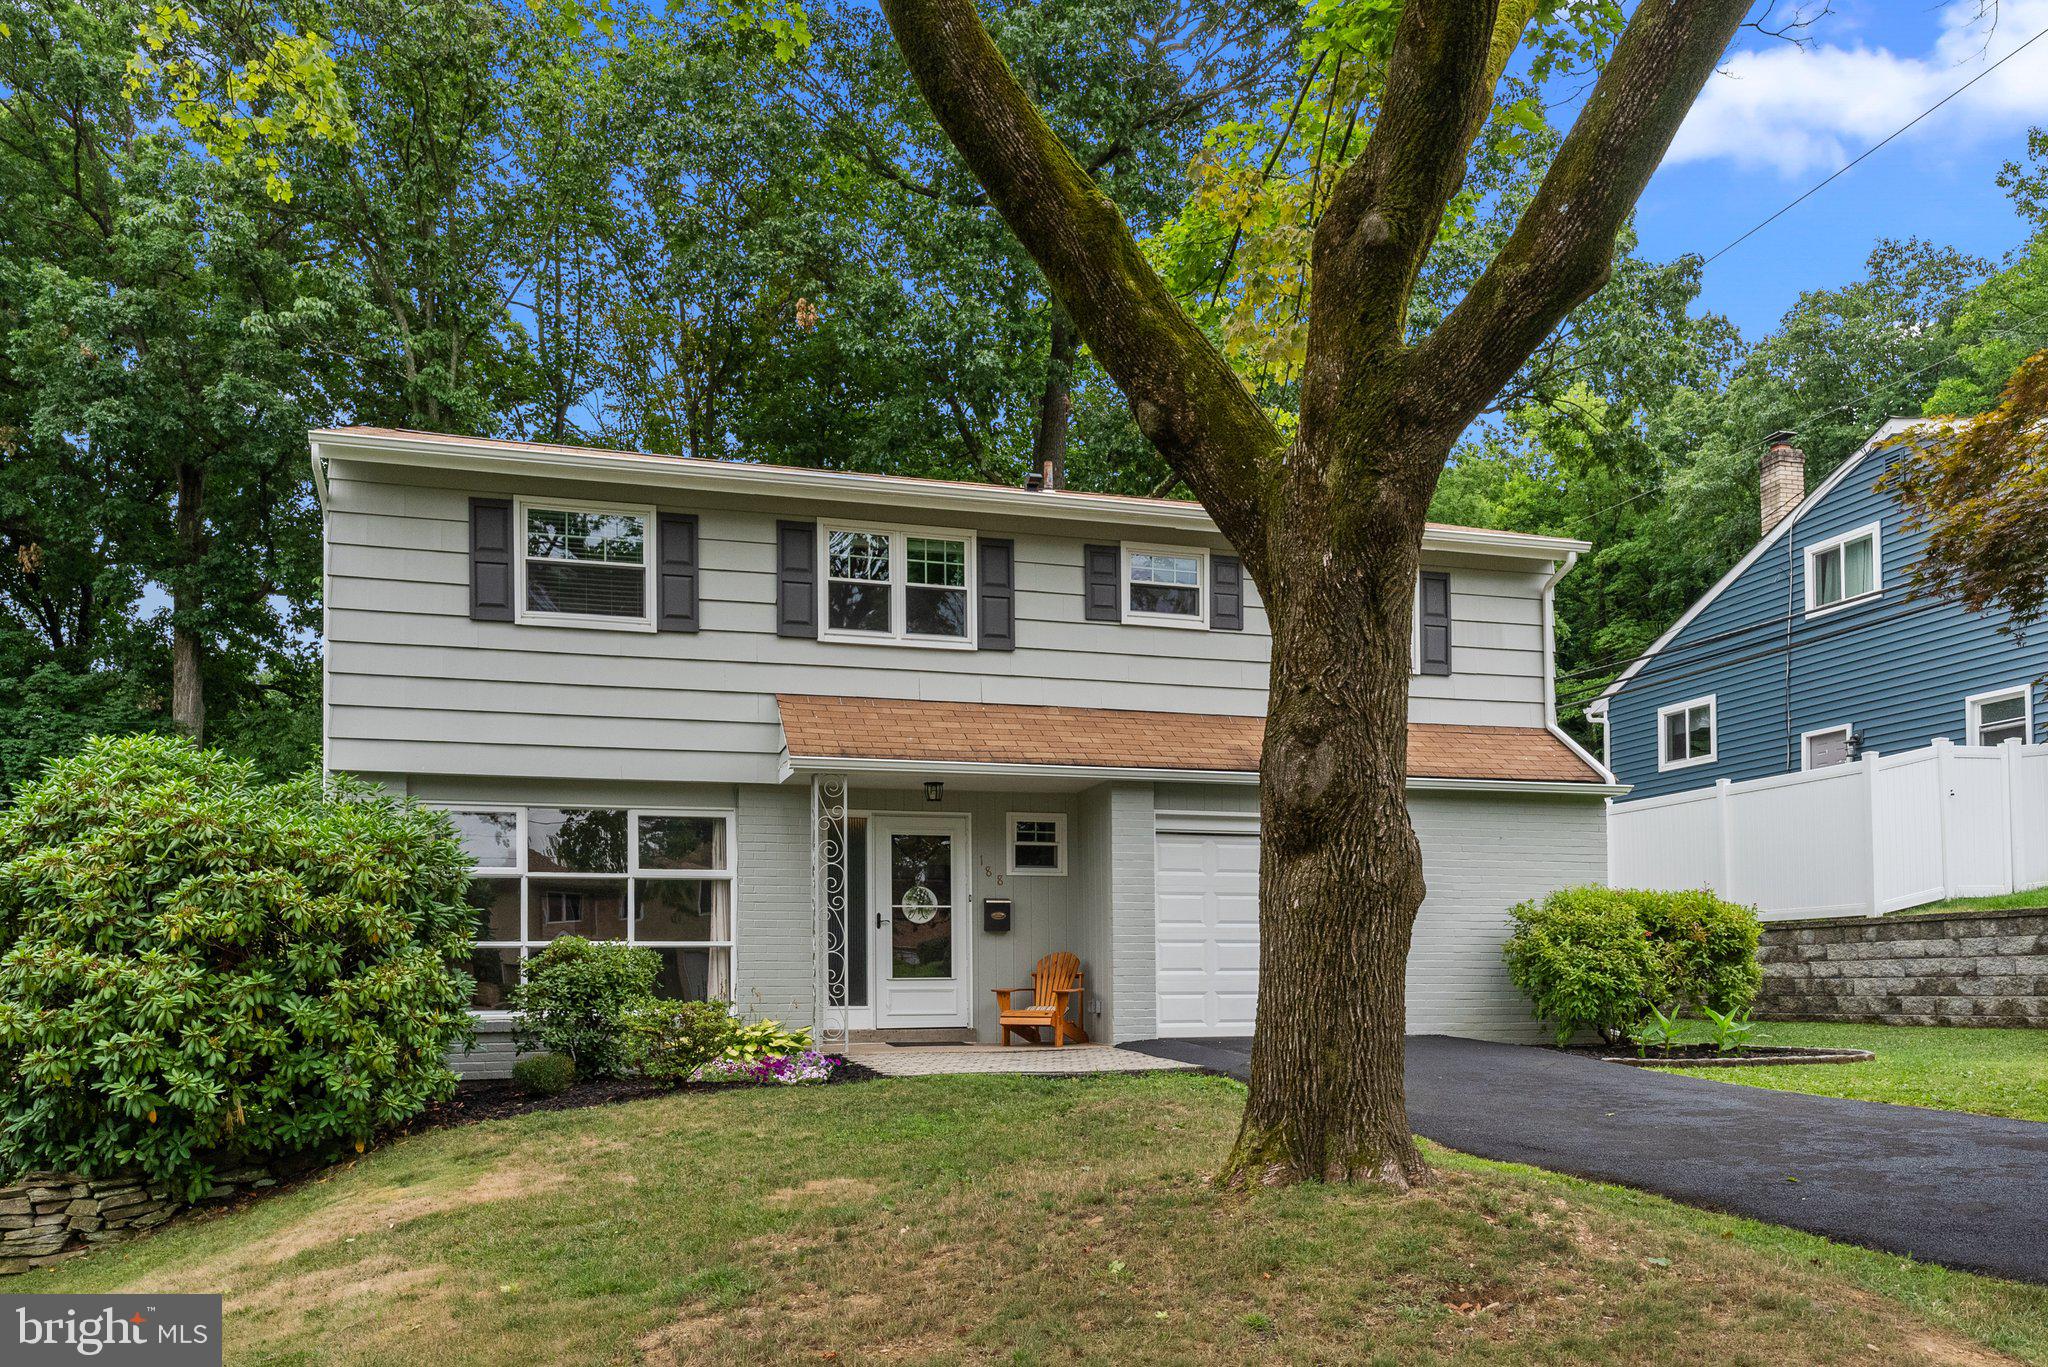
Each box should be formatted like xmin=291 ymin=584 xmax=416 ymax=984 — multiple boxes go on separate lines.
xmin=870 ymin=815 xmax=972 ymax=1028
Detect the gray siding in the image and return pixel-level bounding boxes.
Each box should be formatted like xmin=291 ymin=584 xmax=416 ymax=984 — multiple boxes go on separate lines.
xmin=324 ymin=463 xmax=1554 ymax=787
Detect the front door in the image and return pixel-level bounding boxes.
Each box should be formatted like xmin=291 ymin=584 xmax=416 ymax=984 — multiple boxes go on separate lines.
xmin=870 ymin=815 xmax=971 ymax=1029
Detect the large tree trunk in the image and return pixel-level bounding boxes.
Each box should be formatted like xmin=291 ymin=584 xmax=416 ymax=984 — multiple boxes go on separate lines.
xmin=1221 ymin=455 xmax=1435 ymax=1187
xmin=1029 ymin=307 xmax=1076 ymax=488
xmin=876 ymin=0 xmax=1754 ymax=1189
xmin=170 ymin=461 xmax=205 ymax=742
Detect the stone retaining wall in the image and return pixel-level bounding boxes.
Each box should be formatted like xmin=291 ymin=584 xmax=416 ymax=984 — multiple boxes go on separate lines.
xmin=0 ymin=1167 xmax=278 ymax=1273
xmin=1756 ymin=907 xmax=2048 ymax=1026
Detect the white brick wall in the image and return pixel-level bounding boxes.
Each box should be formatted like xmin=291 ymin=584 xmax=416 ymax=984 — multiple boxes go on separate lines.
xmin=735 ymin=783 xmax=820 ymax=1029
xmin=1108 ymin=782 xmax=1158 ymax=1042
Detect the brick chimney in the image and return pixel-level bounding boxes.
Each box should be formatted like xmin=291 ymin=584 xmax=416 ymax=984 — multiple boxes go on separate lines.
xmin=1761 ymin=430 xmax=1805 ymax=535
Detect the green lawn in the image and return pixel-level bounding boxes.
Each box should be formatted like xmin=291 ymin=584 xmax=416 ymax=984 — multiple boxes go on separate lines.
xmin=1650 ymin=1022 xmax=2048 ymax=1122
xmin=1896 ymin=887 xmax=2048 ymax=915
xmin=16 ymin=1074 xmax=2048 ymax=1365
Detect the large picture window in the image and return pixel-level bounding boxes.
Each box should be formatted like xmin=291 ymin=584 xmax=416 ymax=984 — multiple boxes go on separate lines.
xmin=442 ymin=805 xmax=735 ymax=1009
xmin=520 ymin=502 xmax=653 ymax=626
xmin=822 ymin=524 xmax=973 ymax=645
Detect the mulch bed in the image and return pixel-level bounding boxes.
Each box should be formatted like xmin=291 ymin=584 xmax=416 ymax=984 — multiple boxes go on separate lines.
xmin=1566 ymin=1043 xmax=1876 ymax=1069
xmin=402 ymin=1058 xmax=885 ymax=1133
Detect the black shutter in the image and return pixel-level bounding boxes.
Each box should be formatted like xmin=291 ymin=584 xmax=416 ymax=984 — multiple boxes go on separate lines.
xmin=469 ymin=497 xmax=514 ymax=622
xmin=776 ymin=519 xmax=818 ymax=638
xmin=656 ymin=512 xmax=700 ymax=633
xmin=1210 ymin=554 xmax=1244 ymax=631
xmin=978 ymin=537 xmax=1015 ymax=650
xmin=1083 ymin=544 xmax=1121 ymax=622
xmin=1418 ymin=570 xmax=1452 ymax=676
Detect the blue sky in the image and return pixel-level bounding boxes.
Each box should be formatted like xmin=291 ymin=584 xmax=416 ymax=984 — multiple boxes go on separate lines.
xmin=1632 ymin=0 xmax=2048 ymax=338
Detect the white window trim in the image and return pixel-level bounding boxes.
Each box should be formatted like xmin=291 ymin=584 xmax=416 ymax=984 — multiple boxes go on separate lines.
xmin=1803 ymin=520 xmax=1882 ymax=618
xmin=513 ymin=496 xmax=658 ymax=632
xmin=1800 ymin=724 xmax=1855 ymax=771
xmin=431 ymin=804 xmax=740 ymax=1012
xmin=1964 ymin=685 xmax=2033 ymax=748
xmin=1005 ymin=811 xmax=1068 ymax=877
xmin=1121 ymin=542 xmax=1208 ymax=629
xmin=1656 ymin=694 xmax=1718 ymax=772
xmin=819 ymin=521 xmax=978 ymax=649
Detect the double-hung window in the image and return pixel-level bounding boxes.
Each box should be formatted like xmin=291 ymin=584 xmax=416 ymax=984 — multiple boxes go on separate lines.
xmin=1007 ymin=813 xmax=1067 ymax=876
xmin=1123 ymin=545 xmax=1205 ymax=626
xmin=1658 ymin=695 xmax=1716 ymax=771
xmin=443 ymin=805 xmax=736 ymax=1009
xmin=823 ymin=525 xmax=973 ymax=644
xmin=1805 ymin=522 xmax=1880 ymax=615
xmin=520 ymin=501 xmax=654 ymax=626
xmin=1967 ymin=687 xmax=2031 ymax=747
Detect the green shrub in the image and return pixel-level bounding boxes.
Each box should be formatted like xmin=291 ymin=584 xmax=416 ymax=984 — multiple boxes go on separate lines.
xmin=1502 ymin=887 xmax=1662 ymax=1045
xmin=510 ymin=936 xmax=659 ymax=1079
xmin=0 ymin=735 xmax=475 ymax=1198
xmin=1633 ymin=888 xmax=1762 ymax=1013
xmin=1502 ymin=885 xmax=1763 ymax=1044
xmin=625 ymin=1000 xmax=739 ymax=1082
xmin=511 ymin=1052 xmax=576 ymax=1097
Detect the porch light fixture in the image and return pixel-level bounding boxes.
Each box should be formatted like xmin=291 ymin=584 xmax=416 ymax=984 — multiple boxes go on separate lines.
xmin=923 ymin=780 xmax=945 ymax=803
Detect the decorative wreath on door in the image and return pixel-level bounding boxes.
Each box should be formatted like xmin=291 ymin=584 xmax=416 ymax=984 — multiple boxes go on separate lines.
xmin=899 ymin=885 xmax=940 ymax=925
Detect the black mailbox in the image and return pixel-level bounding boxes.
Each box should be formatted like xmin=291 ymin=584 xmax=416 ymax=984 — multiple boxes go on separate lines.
xmin=983 ymin=898 xmax=1012 ymax=934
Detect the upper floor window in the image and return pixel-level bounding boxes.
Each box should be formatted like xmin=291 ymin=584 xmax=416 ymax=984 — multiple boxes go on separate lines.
xmin=1967 ymin=686 xmax=2030 ymax=747
xmin=1805 ymin=522 xmax=1880 ymax=615
xmin=1123 ymin=545 xmax=1206 ymax=627
xmin=521 ymin=501 xmax=653 ymax=626
xmin=823 ymin=524 xmax=973 ymax=646
xmin=1658 ymin=695 xmax=1716 ymax=771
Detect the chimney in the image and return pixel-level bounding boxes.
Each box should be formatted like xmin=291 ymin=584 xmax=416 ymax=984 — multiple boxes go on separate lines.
xmin=1761 ymin=430 xmax=1805 ymax=535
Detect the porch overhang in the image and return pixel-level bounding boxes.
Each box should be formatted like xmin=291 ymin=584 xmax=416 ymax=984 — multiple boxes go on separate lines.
xmin=775 ymin=695 xmax=1626 ymax=797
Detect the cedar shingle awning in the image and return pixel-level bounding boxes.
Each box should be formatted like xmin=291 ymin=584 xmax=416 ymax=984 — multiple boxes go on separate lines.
xmin=775 ymin=695 xmax=1608 ymax=786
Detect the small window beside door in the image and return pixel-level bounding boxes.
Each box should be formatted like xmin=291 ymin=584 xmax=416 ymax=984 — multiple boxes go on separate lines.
xmin=1967 ymin=687 xmax=2031 ymax=747
xmin=1658 ymin=695 xmax=1716 ymax=772
xmin=1803 ymin=725 xmax=1854 ymax=770
xmin=1805 ymin=522 xmax=1880 ymax=615
xmin=1007 ymin=812 xmax=1067 ymax=876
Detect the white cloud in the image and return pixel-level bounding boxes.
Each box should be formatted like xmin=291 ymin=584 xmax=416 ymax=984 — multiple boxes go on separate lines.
xmin=1666 ymin=0 xmax=2048 ymax=177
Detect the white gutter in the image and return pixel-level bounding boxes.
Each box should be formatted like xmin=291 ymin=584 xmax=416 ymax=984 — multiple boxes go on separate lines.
xmin=778 ymin=753 xmax=1622 ymax=796
xmin=1538 ymin=550 xmax=1622 ymax=787
xmin=308 ymin=428 xmax=1589 ymax=561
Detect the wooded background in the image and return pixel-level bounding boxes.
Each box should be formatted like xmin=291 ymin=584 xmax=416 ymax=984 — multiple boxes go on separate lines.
xmin=3 ymin=0 xmax=2044 ymax=795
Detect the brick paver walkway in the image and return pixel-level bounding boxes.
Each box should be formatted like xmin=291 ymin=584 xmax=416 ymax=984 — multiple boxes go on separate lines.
xmin=842 ymin=1042 xmax=1194 ymax=1077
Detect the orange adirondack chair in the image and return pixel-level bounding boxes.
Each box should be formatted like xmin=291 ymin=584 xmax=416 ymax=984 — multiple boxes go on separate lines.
xmin=994 ymin=952 xmax=1090 ymax=1047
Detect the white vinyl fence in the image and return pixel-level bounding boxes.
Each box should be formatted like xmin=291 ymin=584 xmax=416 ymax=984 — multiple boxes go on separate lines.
xmin=1608 ymin=738 xmax=2048 ymax=920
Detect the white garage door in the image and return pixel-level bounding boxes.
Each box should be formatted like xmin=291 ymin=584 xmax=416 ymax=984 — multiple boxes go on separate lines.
xmin=1154 ymin=830 xmax=1261 ymax=1036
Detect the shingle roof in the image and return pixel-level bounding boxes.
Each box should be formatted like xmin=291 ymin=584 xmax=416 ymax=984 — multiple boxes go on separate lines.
xmin=775 ymin=695 xmax=1605 ymax=785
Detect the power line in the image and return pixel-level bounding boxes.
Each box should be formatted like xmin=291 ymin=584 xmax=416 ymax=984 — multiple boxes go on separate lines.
xmin=1700 ymin=20 xmax=2048 ymax=266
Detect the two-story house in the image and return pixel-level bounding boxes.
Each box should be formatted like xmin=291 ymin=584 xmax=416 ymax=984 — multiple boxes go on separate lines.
xmin=312 ymin=427 xmax=1616 ymax=1072
xmin=1589 ymin=420 xmax=2045 ymax=802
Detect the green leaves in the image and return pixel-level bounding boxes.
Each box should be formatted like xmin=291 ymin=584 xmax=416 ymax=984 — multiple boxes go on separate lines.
xmin=0 ymin=735 xmax=472 ymax=1199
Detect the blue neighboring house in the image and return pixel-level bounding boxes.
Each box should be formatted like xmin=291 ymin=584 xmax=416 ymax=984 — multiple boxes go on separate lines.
xmin=1589 ymin=418 xmax=2045 ymax=803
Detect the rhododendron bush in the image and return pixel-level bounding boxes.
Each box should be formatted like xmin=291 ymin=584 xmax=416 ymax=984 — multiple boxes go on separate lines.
xmin=0 ymin=736 xmax=475 ymax=1197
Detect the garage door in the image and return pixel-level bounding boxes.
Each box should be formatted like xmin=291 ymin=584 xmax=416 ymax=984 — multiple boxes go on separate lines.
xmin=1154 ymin=830 xmax=1260 ymax=1035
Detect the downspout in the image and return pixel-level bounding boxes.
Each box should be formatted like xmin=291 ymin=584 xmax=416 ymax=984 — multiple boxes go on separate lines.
xmin=1541 ymin=551 xmax=1611 ymax=781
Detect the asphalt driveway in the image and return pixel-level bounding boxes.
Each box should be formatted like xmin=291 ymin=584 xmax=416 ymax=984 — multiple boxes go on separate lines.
xmin=1123 ymin=1034 xmax=2048 ymax=1285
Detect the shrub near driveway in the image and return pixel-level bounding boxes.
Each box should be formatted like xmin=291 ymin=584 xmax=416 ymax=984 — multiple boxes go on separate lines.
xmin=0 ymin=736 xmax=476 ymax=1198
xmin=1503 ymin=886 xmax=1761 ymax=1044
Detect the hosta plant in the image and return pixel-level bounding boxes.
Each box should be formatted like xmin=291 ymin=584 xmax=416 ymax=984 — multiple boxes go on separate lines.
xmin=0 ymin=736 xmax=476 ymax=1198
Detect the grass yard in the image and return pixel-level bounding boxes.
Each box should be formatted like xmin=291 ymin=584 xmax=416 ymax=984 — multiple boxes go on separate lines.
xmin=1895 ymin=888 xmax=2048 ymax=915
xmin=15 ymin=1073 xmax=2048 ymax=1366
xmin=1650 ymin=1022 xmax=2048 ymax=1123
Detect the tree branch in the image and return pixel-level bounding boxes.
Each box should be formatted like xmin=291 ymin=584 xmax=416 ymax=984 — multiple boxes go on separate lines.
xmin=1414 ymin=0 xmax=1754 ymax=429
xmin=877 ymin=0 xmax=1279 ymax=561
